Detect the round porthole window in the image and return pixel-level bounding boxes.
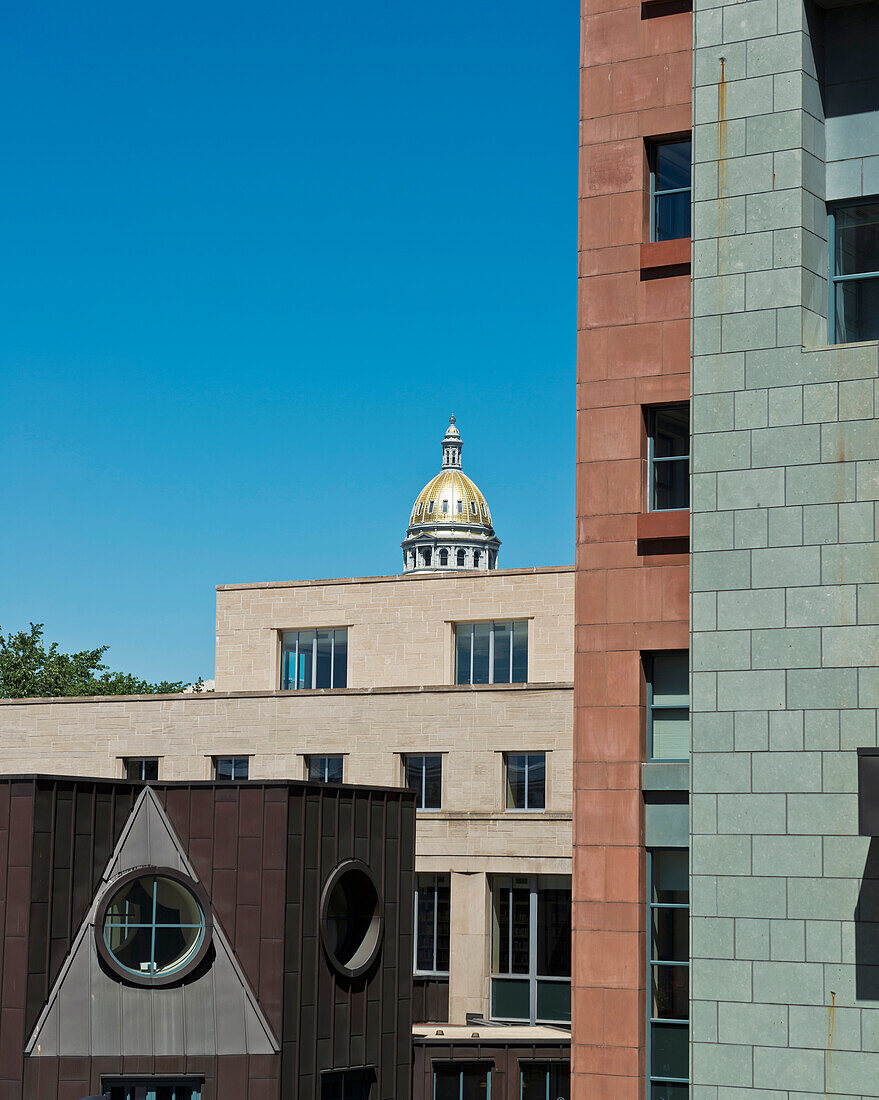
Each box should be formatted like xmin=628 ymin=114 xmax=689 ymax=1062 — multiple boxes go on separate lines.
xmin=320 ymin=859 xmax=383 ymax=978
xmin=95 ymin=867 xmax=212 ymax=986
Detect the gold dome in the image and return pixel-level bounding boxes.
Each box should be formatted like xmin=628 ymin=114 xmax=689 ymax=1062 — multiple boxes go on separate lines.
xmin=409 ymin=470 xmax=494 ymax=530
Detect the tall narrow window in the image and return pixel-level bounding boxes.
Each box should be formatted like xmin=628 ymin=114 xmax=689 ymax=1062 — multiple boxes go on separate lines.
xmin=414 ymin=873 xmax=451 ymax=976
xmin=648 ymin=849 xmax=689 ymax=1099
xmin=214 ymin=756 xmax=249 ymax=780
xmin=433 ymin=1064 xmax=490 ymax=1100
xmin=829 ymin=199 xmax=879 ymax=343
xmin=404 ymin=754 xmax=442 ymax=810
xmin=647 ymin=652 xmax=689 ymax=761
xmin=455 ymin=621 xmax=528 ymax=684
xmin=505 ymin=753 xmax=546 ymax=811
xmin=439 ymin=548 xmax=449 ymax=567
xmin=124 ymin=758 xmax=159 ymax=781
xmin=650 ymin=138 xmax=691 ymax=241
xmin=490 ymin=875 xmax=571 ymax=1025
xmin=280 ymin=628 xmax=348 ymax=690
xmin=457 ymin=549 xmax=466 ymax=566
xmin=520 ymin=1063 xmax=571 ymax=1100
xmin=648 ymin=405 xmax=689 ymax=511
xmin=307 ymin=755 xmax=344 ymax=783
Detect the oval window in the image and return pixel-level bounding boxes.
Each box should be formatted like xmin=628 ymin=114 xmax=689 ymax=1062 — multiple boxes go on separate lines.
xmin=320 ymin=859 xmax=383 ymax=978
xmin=96 ymin=868 xmax=211 ymax=986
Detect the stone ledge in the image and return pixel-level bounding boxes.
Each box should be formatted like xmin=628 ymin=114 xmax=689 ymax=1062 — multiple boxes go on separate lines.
xmin=216 ymin=564 xmax=575 ymax=592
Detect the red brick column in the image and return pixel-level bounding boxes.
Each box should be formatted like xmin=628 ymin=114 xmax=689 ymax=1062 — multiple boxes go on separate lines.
xmin=574 ymin=0 xmax=692 ymax=1094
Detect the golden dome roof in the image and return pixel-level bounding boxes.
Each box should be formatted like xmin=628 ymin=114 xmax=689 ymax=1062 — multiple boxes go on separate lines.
xmin=409 ymin=469 xmax=493 ymax=529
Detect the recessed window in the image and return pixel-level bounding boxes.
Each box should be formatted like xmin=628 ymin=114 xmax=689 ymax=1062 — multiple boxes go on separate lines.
xmin=456 ymin=499 xmax=464 ymax=514
xmin=456 ymin=549 xmax=466 ymax=566
xmin=490 ymin=874 xmax=571 ymax=1025
xmin=422 ymin=547 xmax=432 ymax=566
xmin=520 ymin=1062 xmax=571 ymax=1100
xmin=404 ymin=754 xmax=442 ymax=810
xmin=428 ymin=500 xmax=435 ymax=515
xmin=320 ymin=860 xmax=383 ymax=978
xmin=104 ymin=1082 xmax=201 ymax=1100
xmin=416 ymin=502 xmax=423 ymax=517
xmin=829 ymin=199 xmax=879 ymax=343
xmin=455 ymin=620 xmax=528 ymax=685
xmin=414 ymin=873 xmax=450 ymax=976
xmin=650 ymin=138 xmax=691 ymax=241
xmin=647 ymin=652 xmax=689 ymax=761
xmin=96 ymin=868 xmax=211 ymax=987
xmin=214 ymin=756 xmax=249 ymax=780
xmin=433 ymin=1064 xmax=491 ymax=1100
xmin=470 ymin=500 xmax=478 ymax=516
xmin=321 ymin=1069 xmax=374 ymax=1100
xmin=125 ymin=757 xmax=158 ymax=781
xmin=473 ymin=550 xmax=481 ymax=567
xmin=648 ymin=405 xmax=689 ymax=511
xmin=307 ymin=755 xmax=344 ymax=783
xmin=648 ymin=849 xmax=689 ymax=1098
xmin=439 ymin=548 xmax=449 ymax=567
xmin=281 ymin=628 xmax=348 ymax=690
xmin=505 ymin=752 xmax=546 ymax=811
xmin=442 ymin=499 xmax=449 ymax=514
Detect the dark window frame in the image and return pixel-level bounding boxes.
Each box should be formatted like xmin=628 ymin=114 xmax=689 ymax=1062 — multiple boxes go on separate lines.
xmin=647 ymin=404 xmax=690 ymax=513
xmin=414 ymin=872 xmax=451 ymax=976
xmin=307 ymin=754 xmax=345 ymax=783
xmin=213 ymin=756 xmax=250 ymax=780
xmin=124 ymin=757 xmax=159 ymax=781
xmin=649 ymin=137 xmax=692 ymax=242
xmin=828 ymin=197 xmax=879 ymax=345
xmin=432 ymin=1061 xmax=492 ymax=1100
xmin=404 ymin=753 xmax=443 ymax=811
xmin=647 ymin=849 xmax=690 ymax=1098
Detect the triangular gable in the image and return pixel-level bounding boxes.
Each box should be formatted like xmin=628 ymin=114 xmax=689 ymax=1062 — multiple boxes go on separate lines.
xmin=26 ymin=786 xmax=280 ymax=1058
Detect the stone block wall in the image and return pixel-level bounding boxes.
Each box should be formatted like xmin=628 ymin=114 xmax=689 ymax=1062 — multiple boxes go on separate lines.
xmin=691 ymin=0 xmax=879 ymax=1093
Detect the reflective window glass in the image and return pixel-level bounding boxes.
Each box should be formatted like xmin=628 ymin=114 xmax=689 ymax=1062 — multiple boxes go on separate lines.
xmin=102 ymin=874 xmax=205 ymax=979
xmin=649 ymin=405 xmax=689 ymax=512
xmin=647 ymin=652 xmax=689 ymax=761
xmin=649 ymin=849 xmax=689 ymax=1098
xmin=651 ymin=139 xmax=691 ymax=241
xmin=281 ymin=628 xmax=347 ymax=690
xmin=307 ymin=755 xmax=344 ymax=783
xmin=433 ymin=1064 xmax=490 ymax=1100
xmin=125 ymin=758 xmax=159 ymax=781
xmin=415 ymin=873 xmax=451 ymax=974
xmin=455 ymin=621 xmax=528 ymax=684
xmin=214 ymin=756 xmax=249 ymax=780
xmin=520 ymin=1062 xmax=570 ymax=1100
xmin=506 ymin=753 xmax=546 ymax=810
xmin=405 ymin=754 xmax=442 ymax=810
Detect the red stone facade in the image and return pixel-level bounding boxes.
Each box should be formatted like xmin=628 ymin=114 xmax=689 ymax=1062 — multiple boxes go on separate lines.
xmin=574 ymin=0 xmax=692 ymax=1094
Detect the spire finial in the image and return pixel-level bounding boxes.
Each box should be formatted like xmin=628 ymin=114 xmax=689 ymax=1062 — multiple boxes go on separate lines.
xmin=441 ymin=415 xmax=462 ymax=468
xmin=449 ymin=414 xmax=456 ymax=425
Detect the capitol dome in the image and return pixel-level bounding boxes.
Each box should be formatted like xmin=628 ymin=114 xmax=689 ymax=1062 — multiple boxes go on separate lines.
xmin=401 ymin=417 xmax=501 ymax=573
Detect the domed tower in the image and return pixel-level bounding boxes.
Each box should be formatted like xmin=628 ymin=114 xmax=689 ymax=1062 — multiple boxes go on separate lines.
xmin=402 ymin=417 xmax=501 ymax=573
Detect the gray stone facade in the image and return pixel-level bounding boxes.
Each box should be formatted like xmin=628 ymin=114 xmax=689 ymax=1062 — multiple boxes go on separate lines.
xmin=691 ymin=0 xmax=879 ymax=1095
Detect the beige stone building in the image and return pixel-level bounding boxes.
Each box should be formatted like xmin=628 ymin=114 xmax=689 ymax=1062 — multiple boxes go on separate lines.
xmin=0 ymin=422 xmax=574 ymax=1100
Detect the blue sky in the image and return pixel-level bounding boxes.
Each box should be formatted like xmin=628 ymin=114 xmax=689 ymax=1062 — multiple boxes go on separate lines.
xmin=0 ymin=0 xmax=578 ymax=683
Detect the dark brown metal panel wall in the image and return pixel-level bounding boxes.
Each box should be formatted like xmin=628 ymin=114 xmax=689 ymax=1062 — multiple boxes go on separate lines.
xmin=412 ymin=1042 xmax=572 ymax=1100
xmin=412 ymin=978 xmax=450 ymax=1024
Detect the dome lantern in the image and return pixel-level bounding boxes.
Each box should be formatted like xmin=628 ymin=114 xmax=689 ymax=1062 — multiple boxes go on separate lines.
xmin=401 ymin=417 xmax=501 ymax=574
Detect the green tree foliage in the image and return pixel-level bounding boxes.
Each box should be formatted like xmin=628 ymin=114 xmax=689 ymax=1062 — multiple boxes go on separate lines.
xmin=0 ymin=623 xmax=188 ymax=699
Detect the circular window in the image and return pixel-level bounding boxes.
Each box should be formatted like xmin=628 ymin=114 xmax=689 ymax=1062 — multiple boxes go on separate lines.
xmin=320 ymin=859 xmax=383 ymax=978
xmin=95 ymin=867 xmax=212 ymax=986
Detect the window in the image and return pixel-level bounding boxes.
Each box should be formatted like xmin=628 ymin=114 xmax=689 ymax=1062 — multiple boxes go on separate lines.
xmin=125 ymin=758 xmax=158 ymax=781
xmin=442 ymin=499 xmax=449 ymax=514
xmin=307 ymin=755 xmax=344 ymax=783
xmin=428 ymin=501 xmax=435 ymax=515
xmin=104 ymin=1083 xmax=201 ymax=1100
xmin=829 ymin=199 xmax=879 ymax=344
xmin=439 ymin=548 xmax=449 ymax=567
xmin=417 ymin=502 xmax=423 ymax=517
xmin=505 ymin=753 xmax=546 ymax=811
xmin=650 ymin=138 xmax=691 ymax=241
xmin=648 ymin=850 xmax=689 ymax=1099
xmin=96 ymin=869 xmax=210 ymax=986
xmin=422 ymin=548 xmax=433 ymax=566
xmin=457 ymin=499 xmax=463 ymax=514
xmin=433 ymin=1064 xmax=490 ymax=1100
xmin=281 ymin=628 xmax=348 ymax=690
xmin=214 ymin=756 xmax=249 ymax=780
xmin=647 ymin=652 xmax=689 ymax=761
xmin=457 ymin=549 xmax=466 ymax=566
xmin=473 ymin=551 xmax=481 ymax=567
xmin=520 ymin=1063 xmax=571 ymax=1100
xmin=414 ymin=873 xmax=450 ymax=975
xmin=404 ymin=754 xmax=442 ymax=810
xmin=321 ymin=1069 xmax=373 ymax=1100
xmin=648 ymin=405 xmax=689 ymax=511
xmin=320 ymin=860 xmax=383 ymax=978
xmin=470 ymin=501 xmax=478 ymax=516
xmin=490 ymin=875 xmax=571 ymax=1025
xmin=455 ymin=620 xmax=528 ymax=685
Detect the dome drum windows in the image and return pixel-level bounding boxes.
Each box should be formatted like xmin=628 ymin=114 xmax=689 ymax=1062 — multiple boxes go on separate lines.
xmin=439 ymin=548 xmax=449 ymax=567
xmin=96 ymin=867 xmax=211 ymax=987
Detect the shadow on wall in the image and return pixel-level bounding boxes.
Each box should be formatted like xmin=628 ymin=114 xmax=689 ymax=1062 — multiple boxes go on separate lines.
xmin=855 ymin=837 xmax=879 ymax=1000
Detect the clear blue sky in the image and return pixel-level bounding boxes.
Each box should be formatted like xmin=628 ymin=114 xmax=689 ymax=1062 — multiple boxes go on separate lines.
xmin=0 ymin=0 xmax=577 ymax=684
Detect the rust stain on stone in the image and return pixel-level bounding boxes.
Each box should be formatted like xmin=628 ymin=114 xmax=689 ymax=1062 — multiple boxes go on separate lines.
xmin=826 ymin=989 xmax=836 ymax=1097
xmin=718 ymin=58 xmax=727 ymax=240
